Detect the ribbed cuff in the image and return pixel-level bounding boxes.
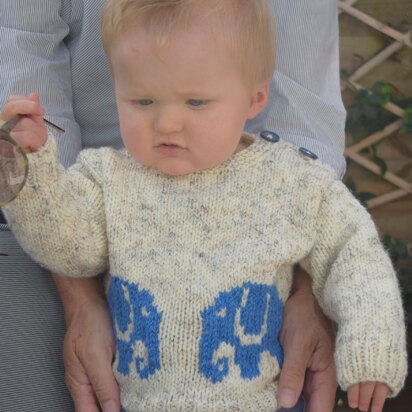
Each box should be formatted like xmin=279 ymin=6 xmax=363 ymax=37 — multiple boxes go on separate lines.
xmin=335 ymin=332 xmax=407 ymax=396
xmin=26 ymin=132 xmax=59 ymax=184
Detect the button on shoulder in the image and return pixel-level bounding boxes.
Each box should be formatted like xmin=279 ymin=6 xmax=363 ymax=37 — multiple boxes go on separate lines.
xmin=260 ymin=130 xmax=280 ymax=143
xmin=298 ymin=147 xmax=318 ymax=160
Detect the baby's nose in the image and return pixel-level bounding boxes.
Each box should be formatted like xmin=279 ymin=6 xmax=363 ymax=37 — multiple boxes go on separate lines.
xmin=154 ymin=106 xmax=183 ymax=134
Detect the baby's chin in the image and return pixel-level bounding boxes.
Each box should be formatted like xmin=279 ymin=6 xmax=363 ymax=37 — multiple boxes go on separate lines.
xmin=130 ymin=151 xmax=235 ymax=176
xmin=155 ymin=164 xmax=206 ymax=177
xmin=142 ymin=160 xmax=207 ymax=177
xmin=158 ymin=157 xmax=235 ymax=176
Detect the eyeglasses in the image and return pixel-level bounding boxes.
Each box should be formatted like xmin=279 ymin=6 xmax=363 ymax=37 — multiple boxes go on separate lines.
xmin=0 ymin=117 xmax=64 ymax=207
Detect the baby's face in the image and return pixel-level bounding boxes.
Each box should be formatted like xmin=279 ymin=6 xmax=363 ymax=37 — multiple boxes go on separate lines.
xmin=110 ymin=23 xmax=268 ymax=176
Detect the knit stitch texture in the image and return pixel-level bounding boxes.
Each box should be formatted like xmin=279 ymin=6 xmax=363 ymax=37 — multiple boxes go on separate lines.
xmin=3 ymin=132 xmax=407 ymax=411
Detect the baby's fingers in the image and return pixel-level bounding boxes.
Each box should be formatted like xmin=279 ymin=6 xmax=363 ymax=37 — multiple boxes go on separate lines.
xmin=347 ymin=384 xmax=360 ymax=409
xmin=359 ymin=382 xmax=376 ymax=411
xmin=9 ymin=130 xmax=46 ymax=153
xmin=371 ymin=383 xmax=390 ymax=412
xmin=7 ymin=93 xmax=41 ymax=104
xmin=2 ymin=95 xmax=45 ymax=121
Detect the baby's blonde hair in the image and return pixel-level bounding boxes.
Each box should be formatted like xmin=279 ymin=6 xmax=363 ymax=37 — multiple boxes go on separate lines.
xmin=101 ymin=0 xmax=275 ymax=87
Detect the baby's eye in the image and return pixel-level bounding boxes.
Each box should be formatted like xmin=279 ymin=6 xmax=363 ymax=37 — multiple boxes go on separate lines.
xmin=133 ymin=99 xmax=153 ymax=106
xmin=186 ymin=99 xmax=206 ymax=108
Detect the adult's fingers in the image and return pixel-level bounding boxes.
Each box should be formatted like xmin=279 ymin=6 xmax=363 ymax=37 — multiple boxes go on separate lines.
xmin=303 ymin=358 xmax=337 ymax=412
xmin=278 ymin=267 xmax=335 ymax=410
xmin=62 ymin=293 xmax=120 ymax=412
xmin=81 ymin=337 xmax=120 ymax=412
xmin=277 ymin=332 xmax=309 ymax=407
xmin=70 ymin=384 xmax=100 ymax=412
xmin=64 ymin=350 xmax=101 ymax=412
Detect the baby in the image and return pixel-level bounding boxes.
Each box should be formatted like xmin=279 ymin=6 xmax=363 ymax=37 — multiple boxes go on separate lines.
xmin=1 ymin=0 xmax=406 ymax=411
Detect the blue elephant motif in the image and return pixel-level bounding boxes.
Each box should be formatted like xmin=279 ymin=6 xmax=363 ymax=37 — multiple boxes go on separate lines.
xmin=199 ymin=282 xmax=283 ymax=383
xmin=107 ymin=276 xmax=162 ymax=379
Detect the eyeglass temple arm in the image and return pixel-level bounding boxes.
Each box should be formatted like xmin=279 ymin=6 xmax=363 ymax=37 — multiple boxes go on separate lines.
xmin=0 ymin=116 xmax=64 ymax=134
xmin=0 ymin=117 xmax=19 ymax=134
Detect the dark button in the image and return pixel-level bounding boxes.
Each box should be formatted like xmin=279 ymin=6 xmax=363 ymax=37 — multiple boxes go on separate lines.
xmin=260 ymin=130 xmax=280 ymax=143
xmin=299 ymin=147 xmax=318 ymax=160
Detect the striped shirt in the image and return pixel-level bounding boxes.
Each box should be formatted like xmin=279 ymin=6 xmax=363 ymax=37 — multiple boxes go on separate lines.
xmin=0 ymin=0 xmax=346 ymax=177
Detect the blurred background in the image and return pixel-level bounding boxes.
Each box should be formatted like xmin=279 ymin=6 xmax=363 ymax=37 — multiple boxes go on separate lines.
xmin=336 ymin=0 xmax=411 ymax=411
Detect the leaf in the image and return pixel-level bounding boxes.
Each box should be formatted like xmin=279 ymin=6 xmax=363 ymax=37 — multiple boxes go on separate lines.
xmin=371 ymin=81 xmax=392 ymax=105
xmin=403 ymin=294 xmax=412 ymax=326
xmin=363 ymin=104 xmax=379 ymax=118
xmin=383 ymin=234 xmax=393 ymax=251
xmin=374 ymin=156 xmax=387 ymax=175
xmin=349 ymin=105 xmax=364 ymax=123
xmin=340 ymin=69 xmax=349 ymax=79
xmin=346 ymin=88 xmax=398 ymax=140
xmin=399 ymin=267 xmax=412 ymax=295
xmin=356 ymin=192 xmax=376 ymax=206
xmin=394 ymin=240 xmax=409 ymax=260
xmin=401 ymin=106 xmax=412 ymax=134
xmin=369 ymin=145 xmax=387 ymax=175
xmin=383 ymin=235 xmax=410 ymax=263
xmin=356 ymin=89 xmax=369 ymax=101
xmin=344 ymin=177 xmax=376 ymax=207
xmin=399 ymin=266 xmax=412 ymax=327
xmin=368 ymin=94 xmax=384 ymax=106
xmin=344 ymin=177 xmax=356 ymax=194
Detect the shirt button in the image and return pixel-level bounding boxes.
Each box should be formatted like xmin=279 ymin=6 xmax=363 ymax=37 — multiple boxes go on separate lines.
xmin=260 ymin=130 xmax=280 ymax=143
xmin=299 ymin=147 xmax=318 ymax=160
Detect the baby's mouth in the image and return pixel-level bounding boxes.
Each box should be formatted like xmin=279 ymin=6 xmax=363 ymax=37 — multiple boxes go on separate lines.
xmin=156 ymin=143 xmax=184 ymax=155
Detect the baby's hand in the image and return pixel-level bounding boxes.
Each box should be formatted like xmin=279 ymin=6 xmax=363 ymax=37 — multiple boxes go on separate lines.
xmin=0 ymin=93 xmax=47 ymax=152
xmin=347 ymin=381 xmax=391 ymax=412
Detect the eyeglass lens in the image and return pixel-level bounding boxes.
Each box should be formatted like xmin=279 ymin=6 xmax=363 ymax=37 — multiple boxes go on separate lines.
xmin=0 ymin=133 xmax=28 ymax=207
xmin=0 ymin=116 xmax=64 ymax=207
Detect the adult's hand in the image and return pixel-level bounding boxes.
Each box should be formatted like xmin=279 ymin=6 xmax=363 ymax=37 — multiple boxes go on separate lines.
xmin=277 ymin=266 xmax=337 ymax=412
xmin=53 ymin=273 xmax=120 ymax=412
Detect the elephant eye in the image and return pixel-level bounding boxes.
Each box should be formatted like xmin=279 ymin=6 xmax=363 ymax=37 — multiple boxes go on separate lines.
xmin=141 ymin=306 xmax=149 ymax=317
xmin=217 ymin=308 xmax=227 ymax=318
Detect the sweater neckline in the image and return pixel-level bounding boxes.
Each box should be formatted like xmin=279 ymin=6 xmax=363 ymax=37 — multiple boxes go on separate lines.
xmin=146 ymin=132 xmax=275 ymax=191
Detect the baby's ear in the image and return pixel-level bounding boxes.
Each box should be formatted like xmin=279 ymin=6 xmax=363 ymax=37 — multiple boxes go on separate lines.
xmin=247 ymin=80 xmax=269 ymax=119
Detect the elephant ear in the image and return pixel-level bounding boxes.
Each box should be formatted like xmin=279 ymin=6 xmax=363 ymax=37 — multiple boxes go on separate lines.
xmin=240 ymin=283 xmax=268 ymax=335
xmin=107 ymin=276 xmax=132 ymax=334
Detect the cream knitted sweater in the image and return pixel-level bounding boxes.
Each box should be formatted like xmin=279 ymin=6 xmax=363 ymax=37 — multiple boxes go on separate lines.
xmin=3 ymin=133 xmax=407 ymax=411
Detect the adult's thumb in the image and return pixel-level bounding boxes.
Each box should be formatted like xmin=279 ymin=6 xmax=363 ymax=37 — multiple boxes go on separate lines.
xmin=277 ymin=350 xmax=308 ymax=408
xmin=94 ymin=373 xmax=120 ymax=412
xmin=101 ymin=400 xmax=120 ymax=412
xmin=85 ymin=355 xmax=121 ymax=412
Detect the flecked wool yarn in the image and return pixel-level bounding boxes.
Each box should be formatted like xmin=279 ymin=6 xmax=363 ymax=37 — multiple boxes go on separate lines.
xmin=4 ymin=132 xmax=407 ymax=411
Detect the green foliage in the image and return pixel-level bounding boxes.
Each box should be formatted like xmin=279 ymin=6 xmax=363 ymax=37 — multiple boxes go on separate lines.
xmin=400 ymin=266 xmax=412 ymax=324
xmin=346 ymin=81 xmax=397 ymax=142
xmin=344 ymin=176 xmax=376 ymax=207
xmin=401 ymin=106 xmax=412 ymax=134
xmin=382 ymin=235 xmax=409 ymax=262
xmin=399 ymin=267 xmax=412 ymax=295
xmin=368 ymin=144 xmax=387 ymax=175
xmin=383 ymin=235 xmax=412 ymax=325
xmin=344 ymin=82 xmax=412 ymax=175
xmin=340 ymin=68 xmax=349 ymax=79
xmin=371 ymin=81 xmax=393 ymax=105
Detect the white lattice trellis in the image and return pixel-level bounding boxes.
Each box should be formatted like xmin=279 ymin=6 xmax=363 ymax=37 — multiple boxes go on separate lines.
xmin=338 ymin=0 xmax=412 ymax=210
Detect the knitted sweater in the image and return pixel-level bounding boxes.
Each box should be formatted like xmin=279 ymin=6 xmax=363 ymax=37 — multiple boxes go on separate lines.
xmin=3 ymin=132 xmax=407 ymax=411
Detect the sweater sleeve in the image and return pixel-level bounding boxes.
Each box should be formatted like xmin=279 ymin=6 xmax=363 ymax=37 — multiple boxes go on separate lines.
xmin=2 ymin=133 xmax=108 ymax=277
xmin=301 ymin=179 xmax=407 ymax=395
